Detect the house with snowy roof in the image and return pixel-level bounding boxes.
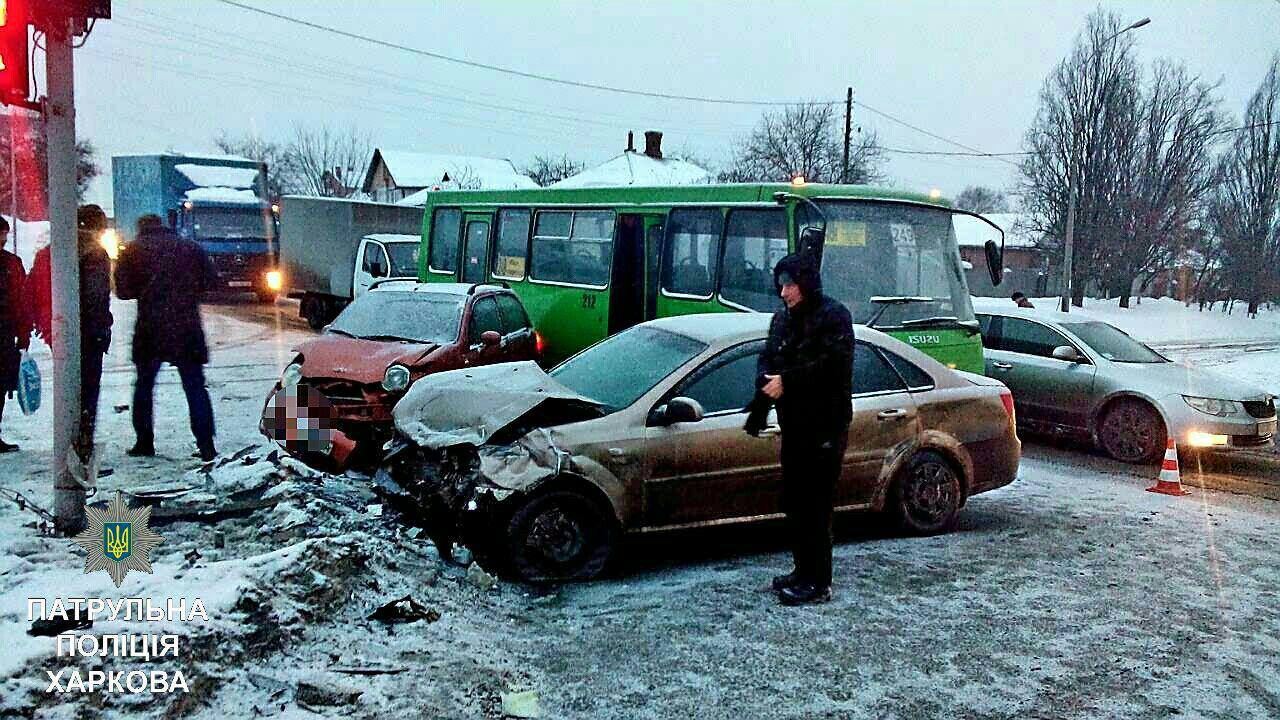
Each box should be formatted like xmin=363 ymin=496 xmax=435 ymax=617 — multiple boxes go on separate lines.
xmin=552 ymin=131 xmax=711 ymax=188
xmin=361 ymin=149 xmax=537 ymax=204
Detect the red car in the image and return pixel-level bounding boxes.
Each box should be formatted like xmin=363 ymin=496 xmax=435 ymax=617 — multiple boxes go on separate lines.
xmin=263 ymin=281 xmax=539 ymax=469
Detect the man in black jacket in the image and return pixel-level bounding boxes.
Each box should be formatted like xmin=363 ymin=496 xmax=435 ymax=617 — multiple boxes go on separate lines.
xmin=115 ymin=215 xmax=219 ymax=461
xmin=745 ymin=252 xmax=854 ymax=605
xmin=0 ymin=216 xmax=31 ymax=453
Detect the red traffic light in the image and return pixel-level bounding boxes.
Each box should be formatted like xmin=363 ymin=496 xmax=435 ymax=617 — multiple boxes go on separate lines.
xmin=0 ymin=0 xmax=31 ymax=104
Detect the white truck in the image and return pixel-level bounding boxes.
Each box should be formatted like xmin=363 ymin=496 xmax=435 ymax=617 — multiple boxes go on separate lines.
xmin=278 ymin=196 xmax=424 ymax=329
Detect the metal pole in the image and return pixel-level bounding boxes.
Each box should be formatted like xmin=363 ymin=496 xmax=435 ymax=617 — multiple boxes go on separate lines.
xmin=45 ymin=19 xmax=85 ymax=534
xmin=842 ymin=87 xmax=852 ymax=183
xmin=1060 ymin=192 xmax=1075 ymax=313
xmin=8 ymin=112 xmax=17 ymax=254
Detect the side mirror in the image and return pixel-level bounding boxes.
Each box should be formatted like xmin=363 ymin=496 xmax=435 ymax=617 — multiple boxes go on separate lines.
xmin=799 ymin=226 xmax=825 ymax=258
xmin=1051 ymin=345 xmax=1082 ymax=362
xmin=650 ymin=397 xmax=704 ymax=426
xmin=480 ymin=330 xmax=501 ymax=346
xmin=984 ymin=239 xmax=1004 ymax=287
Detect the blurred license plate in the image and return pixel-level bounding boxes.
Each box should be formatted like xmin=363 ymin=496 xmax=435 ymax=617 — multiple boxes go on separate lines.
xmin=228 ymin=281 xmax=252 ymax=288
xmin=1259 ymin=420 xmax=1277 ymax=436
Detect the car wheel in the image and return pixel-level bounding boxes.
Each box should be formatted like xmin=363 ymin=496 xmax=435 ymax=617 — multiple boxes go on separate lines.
xmin=506 ymin=489 xmax=615 ymax=583
xmin=301 ymin=297 xmax=327 ymax=330
xmin=1098 ymin=398 xmax=1166 ymax=464
xmin=890 ymin=450 xmax=962 ymax=535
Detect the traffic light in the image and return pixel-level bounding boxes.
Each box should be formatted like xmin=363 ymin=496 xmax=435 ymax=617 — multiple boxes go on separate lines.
xmin=0 ymin=0 xmax=30 ymax=105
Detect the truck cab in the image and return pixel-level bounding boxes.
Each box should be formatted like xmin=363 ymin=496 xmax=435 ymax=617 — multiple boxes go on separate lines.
xmin=353 ymin=234 xmax=421 ymax=299
xmin=175 ymin=196 xmax=281 ymax=302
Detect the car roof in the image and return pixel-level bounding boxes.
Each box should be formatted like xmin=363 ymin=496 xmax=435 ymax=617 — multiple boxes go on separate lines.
xmin=973 ymin=305 xmax=1096 ymax=327
xmin=639 ymin=313 xmax=969 ymax=389
xmin=369 ymin=281 xmax=510 ymax=297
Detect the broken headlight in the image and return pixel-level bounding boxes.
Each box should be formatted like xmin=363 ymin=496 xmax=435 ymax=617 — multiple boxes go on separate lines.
xmin=383 ymin=364 xmax=411 ymax=392
xmin=281 ymin=361 xmax=303 ymax=388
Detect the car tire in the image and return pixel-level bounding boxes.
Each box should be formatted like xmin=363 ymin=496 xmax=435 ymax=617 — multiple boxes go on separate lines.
xmin=890 ymin=450 xmax=962 ymax=535
xmin=505 ymin=489 xmax=615 ymax=583
xmin=301 ymin=297 xmax=327 ymax=331
xmin=1098 ymin=398 xmax=1166 ymax=464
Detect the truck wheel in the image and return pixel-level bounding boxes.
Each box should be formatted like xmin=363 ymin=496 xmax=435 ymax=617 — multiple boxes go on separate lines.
xmin=889 ymin=450 xmax=962 ymax=535
xmin=506 ymin=490 xmax=615 ymax=583
xmin=300 ymin=297 xmax=327 ymax=330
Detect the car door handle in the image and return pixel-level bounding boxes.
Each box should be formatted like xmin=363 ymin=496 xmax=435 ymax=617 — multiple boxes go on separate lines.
xmin=877 ymin=408 xmax=909 ymax=420
xmin=992 ymin=361 xmax=1013 ymax=371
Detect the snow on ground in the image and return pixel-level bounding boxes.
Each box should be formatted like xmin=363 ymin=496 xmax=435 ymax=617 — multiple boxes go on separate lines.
xmin=973 ymin=295 xmax=1280 ymax=347
xmin=3 ymin=299 xmax=1280 ymax=717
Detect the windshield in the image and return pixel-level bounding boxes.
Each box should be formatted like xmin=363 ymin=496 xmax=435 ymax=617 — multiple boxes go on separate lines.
xmin=192 ymin=207 xmax=274 ymax=240
xmin=1061 ymin=322 xmax=1167 ymax=363
xmin=551 ymin=326 xmax=707 ymax=412
xmin=327 ymin=292 xmax=463 ymax=344
xmin=386 ymin=242 xmax=420 ymax=277
xmin=799 ymin=201 xmax=975 ymax=327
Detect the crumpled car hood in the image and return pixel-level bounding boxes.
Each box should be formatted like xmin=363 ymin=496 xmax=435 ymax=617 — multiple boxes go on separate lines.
xmin=298 ymin=336 xmax=439 ymax=385
xmin=392 ymin=361 xmax=604 ymax=450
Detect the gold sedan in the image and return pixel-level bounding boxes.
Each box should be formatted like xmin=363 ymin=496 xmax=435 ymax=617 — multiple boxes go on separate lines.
xmin=382 ymin=313 xmax=1021 ymax=582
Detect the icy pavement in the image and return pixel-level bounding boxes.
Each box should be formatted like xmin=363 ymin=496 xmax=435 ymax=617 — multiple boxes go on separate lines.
xmin=3 ymin=437 xmax=1279 ymax=717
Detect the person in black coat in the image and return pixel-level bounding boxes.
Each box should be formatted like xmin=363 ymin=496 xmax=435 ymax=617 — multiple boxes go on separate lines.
xmin=115 ymin=214 xmax=219 ymax=461
xmin=0 ymin=216 xmax=32 ymax=453
xmin=31 ymin=205 xmax=115 ymax=458
xmin=744 ymin=251 xmax=854 ymax=605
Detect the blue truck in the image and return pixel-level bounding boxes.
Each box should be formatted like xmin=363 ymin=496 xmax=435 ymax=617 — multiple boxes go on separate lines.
xmin=112 ymin=154 xmax=281 ymax=301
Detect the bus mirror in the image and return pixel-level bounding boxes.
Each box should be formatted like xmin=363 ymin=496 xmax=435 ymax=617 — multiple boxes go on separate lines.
xmin=800 ymin=226 xmax=825 ymax=256
xmin=984 ymin=239 xmax=1004 ymax=287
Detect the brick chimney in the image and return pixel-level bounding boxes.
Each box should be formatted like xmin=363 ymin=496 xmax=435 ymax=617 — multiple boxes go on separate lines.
xmin=643 ymin=130 xmax=663 ymax=159
xmin=626 ymin=131 xmax=635 ymax=152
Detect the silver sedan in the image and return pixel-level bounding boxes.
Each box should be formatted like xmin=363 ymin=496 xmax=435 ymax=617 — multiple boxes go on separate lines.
xmin=975 ymin=308 xmax=1277 ymax=463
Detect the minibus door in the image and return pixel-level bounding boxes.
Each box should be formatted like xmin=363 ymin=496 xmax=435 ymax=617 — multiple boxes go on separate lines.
xmin=609 ymin=214 xmax=658 ymax=334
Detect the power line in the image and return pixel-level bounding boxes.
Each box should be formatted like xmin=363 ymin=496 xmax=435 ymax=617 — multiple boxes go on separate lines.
xmin=215 ymin=0 xmax=838 ymax=108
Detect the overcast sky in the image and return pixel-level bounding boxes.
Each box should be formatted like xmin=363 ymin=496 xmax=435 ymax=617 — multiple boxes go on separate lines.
xmin=62 ymin=0 xmax=1280 ymax=211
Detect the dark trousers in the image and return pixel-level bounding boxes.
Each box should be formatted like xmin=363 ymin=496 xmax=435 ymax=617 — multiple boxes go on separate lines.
xmin=780 ymin=431 xmax=848 ymax=588
xmin=133 ymin=359 xmax=215 ymax=450
xmin=77 ymin=347 xmax=104 ymax=455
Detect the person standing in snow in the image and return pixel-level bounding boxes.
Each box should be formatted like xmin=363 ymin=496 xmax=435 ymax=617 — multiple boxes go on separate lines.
xmin=1011 ymin=292 xmax=1035 ymax=309
xmin=30 ymin=205 xmax=115 ymax=457
xmin=115 ymin=214 xmax=219 ymax=462
xmin=0 ymin=216 xmax=32 ymax=453
xmin=744 ymin=251 xmax=854 ymax=606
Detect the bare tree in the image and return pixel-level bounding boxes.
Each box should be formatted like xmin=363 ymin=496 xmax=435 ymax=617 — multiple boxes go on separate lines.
xmin=1213 ymin=56 xmax=1280 ymax=316
xmin=447 ymin=165 xmax=485 ymax=190
xmin=522 ymin=154 xmax=585 ymax=186
xmin=1102 ymin=61 xmax=1225 ymax=307
xmin=954 ymin=186 xmax=1010 ymax=213
xmin=1020 ymin=10 xmax=1141 ymax=307
xmin=283 ymin=124 xmax=372 ymax=198
xmin=720 ymin=103 xmax=885 ymax=184
xmin=214 ymin=131 xmax=294 ymax=199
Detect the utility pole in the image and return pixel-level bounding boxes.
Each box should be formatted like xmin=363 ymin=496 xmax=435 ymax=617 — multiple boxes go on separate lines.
xmin=1060 ymin=194 xmax=1075 ymax=313
xmin=45 ymin=17 xmax=86 ymax=534
xmin=8 ymin=114 xmax=17 ymax=254
xmin=842 ymin=87 xmax=853 ymax=184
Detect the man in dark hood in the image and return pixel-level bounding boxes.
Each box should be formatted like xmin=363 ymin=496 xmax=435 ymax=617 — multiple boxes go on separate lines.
xmin=745 ymin=251 xmax=853 ymax=605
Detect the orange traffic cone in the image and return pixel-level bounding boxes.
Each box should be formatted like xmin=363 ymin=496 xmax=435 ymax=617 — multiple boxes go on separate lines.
xmin=1146 ymin=438 xmax=1190 ymax=496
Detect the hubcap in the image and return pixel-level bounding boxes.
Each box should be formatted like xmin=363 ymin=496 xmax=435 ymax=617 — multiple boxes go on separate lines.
xmin=1104 ymin=405 xmax=1157 ymax=461
xmin=906 ymin=462 xmax=956 ymax=524
xmin=527 ymin=507 xmax=585 ymax=566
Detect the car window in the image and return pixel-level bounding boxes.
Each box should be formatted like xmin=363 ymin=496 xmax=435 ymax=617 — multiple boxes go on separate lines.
xmin=662 ymin=208 xmax=721 ymax=298
xmin=385 ymin=242 xmax=419 ymax=277
xmin=550 ymin=326 xmax=707 ymax=413
xmin=854 ymin=342 xmax=906 ymax=394
xmin=1061 ymin=322 xmax=1165 ymax=363
xmin=361 ymin=242 xmax=387 ymax=276
xmin=495 ymin=294 xmax=531 ymax=335
xmin=429 ymin=208 xmax=462 ymax=273
xmin=675 ymin=343 xmax=764 ymax=414
xmin=976 ymin=314 xmax=1001 ymax=350
xmin=1000 ymin=318 xmax=1073 ymax=358
xmin=468 ymin=296 xmax=502 ymax=339
xmin=879 ymin=348 xmax=934 ymax=389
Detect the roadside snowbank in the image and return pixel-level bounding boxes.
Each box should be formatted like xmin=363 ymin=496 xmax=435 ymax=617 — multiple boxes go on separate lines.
xmin=973 ymin=295 xmax=1280 ymax=346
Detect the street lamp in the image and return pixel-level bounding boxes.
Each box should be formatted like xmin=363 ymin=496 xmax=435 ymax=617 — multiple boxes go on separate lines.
xmin=1060 ymin=17 xmax=1150 ymax=313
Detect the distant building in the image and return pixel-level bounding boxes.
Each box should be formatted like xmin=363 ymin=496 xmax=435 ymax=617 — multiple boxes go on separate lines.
xmin=361 ymin=149 xmax=537 ymax=204
xmin=552 ymin=131 xmax=711 ymax=188
xmin=954 ymin=212 xmax=1050 ymax=298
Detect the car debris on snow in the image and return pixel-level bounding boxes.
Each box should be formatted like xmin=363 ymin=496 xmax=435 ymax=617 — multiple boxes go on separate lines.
xmin=366 ymin=594 xmax=442 ymax=624
xmin=501 ymin=689 xmax=542 ymax=718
